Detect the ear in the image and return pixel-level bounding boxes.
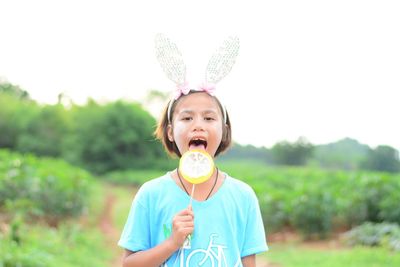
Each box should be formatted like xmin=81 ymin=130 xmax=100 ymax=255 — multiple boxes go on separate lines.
xmin=222 ymin=123 xmax=229 ymax=141
xmin=167 ymin=124 xmax=174 ymax=142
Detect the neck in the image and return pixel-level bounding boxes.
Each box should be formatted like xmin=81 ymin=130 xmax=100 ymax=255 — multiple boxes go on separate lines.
xmin=176 ymin=168 xmax=219 ymax=201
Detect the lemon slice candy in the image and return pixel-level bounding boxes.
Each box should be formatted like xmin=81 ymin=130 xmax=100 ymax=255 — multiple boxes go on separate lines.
xmin=179 ymin=150 xmax=214 ymax=184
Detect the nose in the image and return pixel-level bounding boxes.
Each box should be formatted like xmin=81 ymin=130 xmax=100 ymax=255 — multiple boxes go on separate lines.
xmin=192 ymin=116 xmax=205 ymax=131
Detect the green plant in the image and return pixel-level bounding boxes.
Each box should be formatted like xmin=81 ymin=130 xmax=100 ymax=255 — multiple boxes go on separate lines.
xmin=344 ymin=222 xmax=400 ymax=252
xmin=259 ymin=191 xmax=289 ymax=233
xmin=0 ymin=222 xmax=111 ymax=267
xmin=66 ymin=100 xmax=165 ymax=174
xmin=290 ymin=188 xmax=335 ymax=239
xmin=0 ymin=150 xmax=92 ymax=223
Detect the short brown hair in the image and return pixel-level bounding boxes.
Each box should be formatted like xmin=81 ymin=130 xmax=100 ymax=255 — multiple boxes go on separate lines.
xmin=154 ymin=91 xmax=232 ymax=158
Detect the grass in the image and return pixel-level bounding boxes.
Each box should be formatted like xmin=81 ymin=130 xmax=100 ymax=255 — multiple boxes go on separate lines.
xmin=0 ymin=220 xmax=112 ymax=267
xmin=263 ymin=243 xmax=400 ymax=267
xmin=0 ymin=180 xmax=113 ymax=267
xmin=101 ymin=182 xmax=138 ymax=264
xmin=111 ymin=185 xmax=137 ymax=230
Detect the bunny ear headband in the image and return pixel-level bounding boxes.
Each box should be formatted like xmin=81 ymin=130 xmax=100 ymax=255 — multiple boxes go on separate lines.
xmin=154 ymin=33 xmax=240 ymax=123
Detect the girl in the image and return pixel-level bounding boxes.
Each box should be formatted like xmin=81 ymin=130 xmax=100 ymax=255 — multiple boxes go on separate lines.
xmin=118 ymin=35 xmax=268 ymax=267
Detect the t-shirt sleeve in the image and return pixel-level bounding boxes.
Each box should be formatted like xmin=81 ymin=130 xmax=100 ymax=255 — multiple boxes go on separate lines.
xmin=241 ymin=191 xmax=268 ymax=257
xmin=118 ymin=189 xmax=150 ymax=252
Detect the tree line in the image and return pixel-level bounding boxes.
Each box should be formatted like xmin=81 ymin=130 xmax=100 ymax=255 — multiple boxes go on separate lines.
xmin=0 ymin=82 xmax=173 ymax=174
xmin=1 ymin=81 xmax=399 ymax=174
xmin=222 ymin=137 xmax=400 ymax=173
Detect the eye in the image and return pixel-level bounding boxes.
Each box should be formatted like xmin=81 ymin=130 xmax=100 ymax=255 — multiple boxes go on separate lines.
xmin=182 ymin=116 xmax=192 ymax=121
xmin=204 ymin=116 xmax=215 ymax=121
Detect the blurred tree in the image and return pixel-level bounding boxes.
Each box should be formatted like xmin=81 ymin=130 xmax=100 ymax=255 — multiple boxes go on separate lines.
xmin=0 ymin=81 xmax=30 ymax=100
xmin=361 ymin=145 xmax=400 ymax=173
xmin=57 ymin=92 xmax=73 ymax=108
xmin=0 ymin=82 xmax=38 ymax=149
xmin=66 ymin=100 xmax=165 ymax=174
xmin=271 ymin=137 xmax=314 ymax=166
xmin=16 ymin=104 xmax=71 ymax=157
xmin=219 ymin=143 xmax=272 ymax=164
xmin=312 ymin=138 xmax=369 ymax=170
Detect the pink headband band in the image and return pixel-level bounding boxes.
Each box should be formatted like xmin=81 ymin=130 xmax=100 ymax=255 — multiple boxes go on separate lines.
xmin=167 ymin=82 xmax=227 ymax=124
xmin=174 ymin=82 xmax=216 ymax=100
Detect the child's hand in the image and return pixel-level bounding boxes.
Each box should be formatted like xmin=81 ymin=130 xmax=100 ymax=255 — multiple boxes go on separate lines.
xmin=169 ymin=206 xmax=194 ymax=250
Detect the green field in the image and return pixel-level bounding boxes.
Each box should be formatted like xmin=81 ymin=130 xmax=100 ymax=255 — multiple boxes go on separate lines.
xmin=263 ymin=244 xmax=400 ymax=267
xmin=1 ymin=150 xmax=399 ymax=266
xmin=0 ymin=150 xmax=112 ymax=267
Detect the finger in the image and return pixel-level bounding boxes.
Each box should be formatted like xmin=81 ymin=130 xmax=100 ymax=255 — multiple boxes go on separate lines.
xmin=172 ymin=217 xmax=194 ymax=229
xmin=174 ymin=220 xmax=194 ymax=229
xmin=179 ymin=226 xmax=194 ymax=236
xmin=178 ymin=214 xmax=194 ymax=222
xmin=174 ymin=212 xmax=193 ymax=221
xmin=188 ymin=210 xmax=194 ymax=218
xmin=174 ymin=226 xmax=194 ymax=238
xmin=178 ymin=209 xmax=194 ymax=220
xmin=176 ymin=208 xmax=194 ymax=217
xmin=176 ymin=209 xmax=189 ymax=216
xmin=184 ymin=208 xmax=194 ymax=219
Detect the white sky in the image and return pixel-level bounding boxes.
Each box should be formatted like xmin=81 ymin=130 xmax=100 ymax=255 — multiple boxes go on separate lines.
xmin=1 ymin=0 xmax=399 ymax=149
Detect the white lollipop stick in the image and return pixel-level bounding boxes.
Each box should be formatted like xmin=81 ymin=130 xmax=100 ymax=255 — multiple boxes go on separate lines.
xmin=189 ymin=184 xmax=196 ymax=207
xmin=179 ymin=150 xmax=214 ymax=207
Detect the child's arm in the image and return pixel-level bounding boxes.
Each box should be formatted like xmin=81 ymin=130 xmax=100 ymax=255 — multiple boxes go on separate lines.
xmin=242 ymin=254 xmax=256 ymax=267
xmin=121 ymin=207 xmax=194 ymax=267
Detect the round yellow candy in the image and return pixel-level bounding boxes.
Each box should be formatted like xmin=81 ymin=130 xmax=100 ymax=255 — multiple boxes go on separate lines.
xmin=179 ymin=150 xmax=214 ymax=184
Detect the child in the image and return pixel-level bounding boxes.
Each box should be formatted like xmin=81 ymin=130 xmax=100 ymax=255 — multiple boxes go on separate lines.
xmin=118 ymin=35 xmax=268 ymax=267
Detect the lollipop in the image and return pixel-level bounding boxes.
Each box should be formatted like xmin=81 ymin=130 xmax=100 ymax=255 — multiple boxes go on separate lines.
xmin=179 ymin=149 xmax=214 ymax=205
xmin=179 ymin=149 xmax=214 ymax=184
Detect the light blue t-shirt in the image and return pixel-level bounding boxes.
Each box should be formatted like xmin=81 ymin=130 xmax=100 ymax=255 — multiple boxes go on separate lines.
xmin=118 ymin=172 xmax=268 ymax=267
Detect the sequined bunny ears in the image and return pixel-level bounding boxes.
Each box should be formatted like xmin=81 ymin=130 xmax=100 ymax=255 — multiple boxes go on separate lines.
xmin=154 ymin=34 xmax=240 ymax=123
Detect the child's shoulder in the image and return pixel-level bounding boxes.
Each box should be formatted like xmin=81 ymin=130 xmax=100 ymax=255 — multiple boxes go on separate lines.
xmin=140 ymin=172 xmax=171 ymax=189
xmin=134 ymin=172 xmax=172 ymax=196
xmin=222 ymin=173 xmax=260 ymax=208
xmin=224 ymin=173 xmax=257 ymax=196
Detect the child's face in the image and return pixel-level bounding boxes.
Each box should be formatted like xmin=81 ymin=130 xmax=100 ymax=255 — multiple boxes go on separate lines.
xmin=168 ymin=92 xmax=225 ymax=157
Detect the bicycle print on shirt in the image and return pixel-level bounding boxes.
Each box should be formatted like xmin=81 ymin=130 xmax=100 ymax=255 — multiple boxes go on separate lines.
xmin=162 ymin=233 xmax=241 ymax=267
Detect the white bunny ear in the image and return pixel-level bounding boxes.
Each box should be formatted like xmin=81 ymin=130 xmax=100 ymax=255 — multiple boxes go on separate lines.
xmin=155 ymin=33 xmax=186 ymax=85
xmin=205 ymin=36 xmax=240 ymax=84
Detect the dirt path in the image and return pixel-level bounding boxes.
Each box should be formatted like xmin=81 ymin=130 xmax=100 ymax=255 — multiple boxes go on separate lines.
xmin=98 ymin=190 xmax=123 ymax=267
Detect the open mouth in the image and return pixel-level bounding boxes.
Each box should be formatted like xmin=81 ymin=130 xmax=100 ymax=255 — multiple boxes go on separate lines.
xmin=189 ymin=138 xmax=207 ymax=150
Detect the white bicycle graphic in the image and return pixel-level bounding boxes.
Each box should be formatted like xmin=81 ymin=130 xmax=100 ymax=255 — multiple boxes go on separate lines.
xmin=186 ymin=234 xmax=228 ymax=267
xmin=166 ymin=234 xmax=241 ymax=267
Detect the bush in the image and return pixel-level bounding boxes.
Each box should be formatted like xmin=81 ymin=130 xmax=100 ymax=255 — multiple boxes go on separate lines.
xmin=344 ymin=222 xmax=400 ymax=252
xmin=66 ymin=100 xmax=165 ymax=174
xmin=16 ymin=104 xmax=71 ymax=157
xmin=0 ymin=222 xmax=111 ymax=267
xmin=378 ymin=177 xmax=400 ymax=224
xmin=219 ymin=162 xmax=400 ymax=239
xmin=343 ymin=173 xmax=400 ymax=226
xmin=1 ymin=92 xmax=171 ymax=174
xmin=259 ymin=191 xmax=289 ymax=233
xmin=290 ymin=188 xmax=335 ymax=239
xmin=0 ymin=149 xmax=92 ymax=223
xmin=0 ymin=92 xmax=39 ymax=149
